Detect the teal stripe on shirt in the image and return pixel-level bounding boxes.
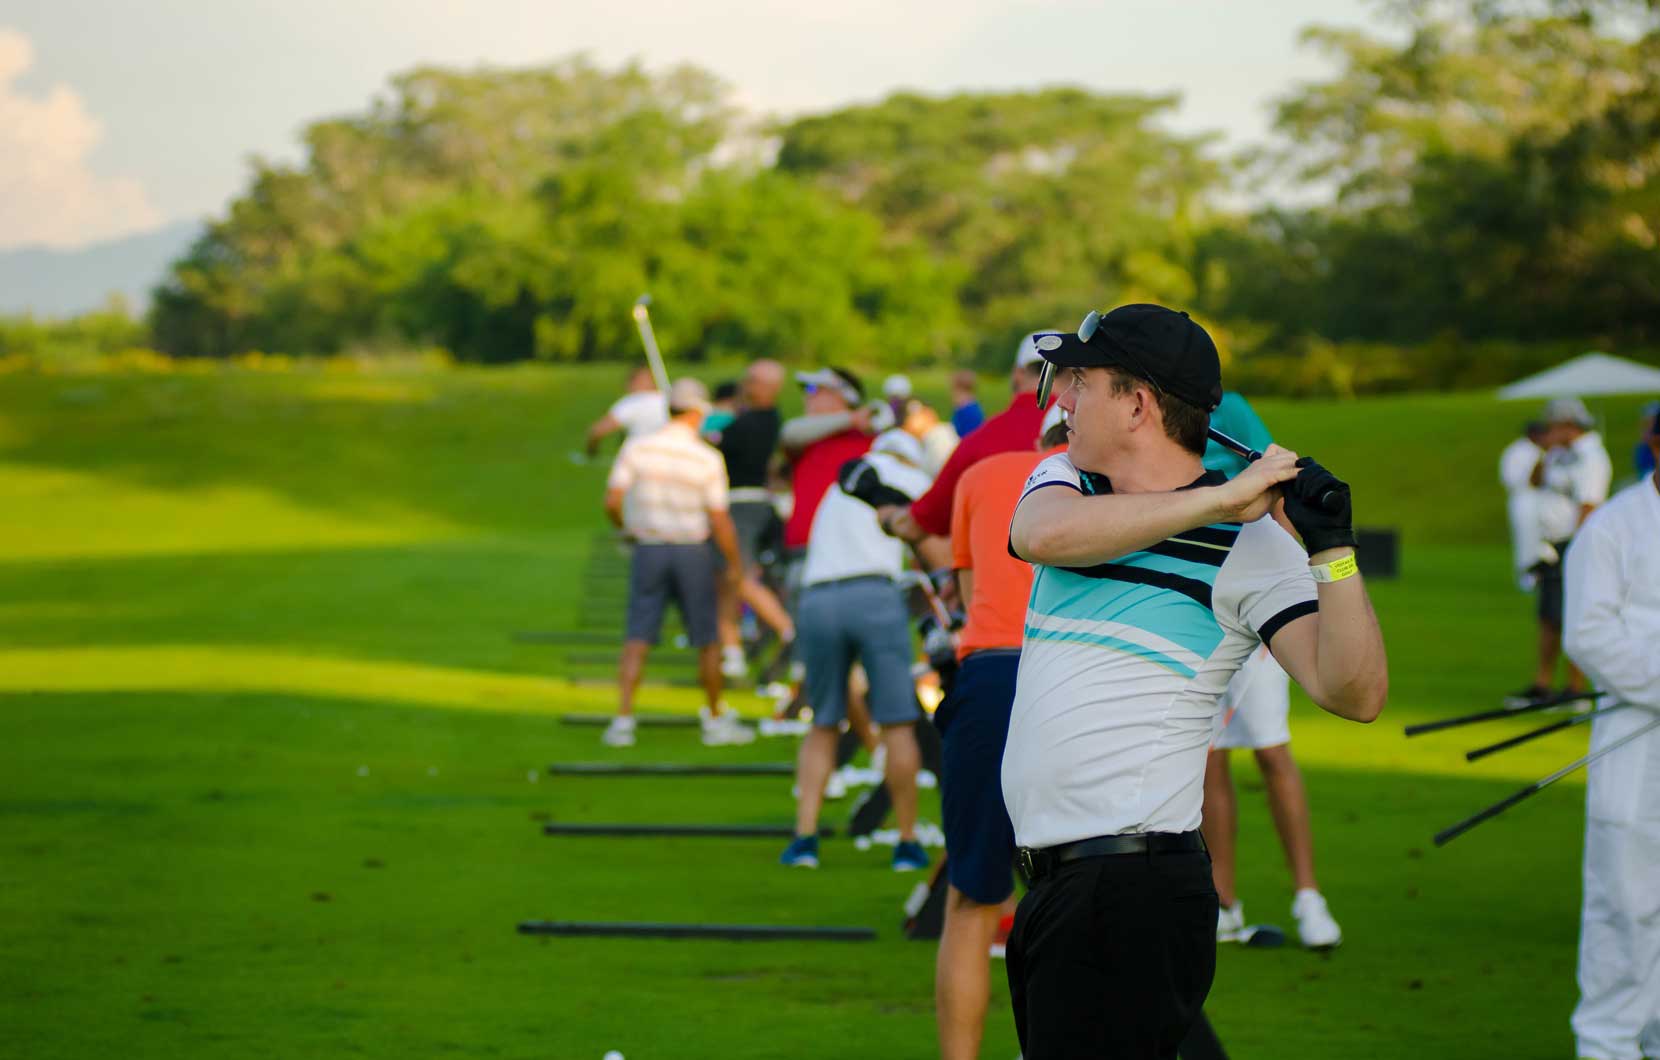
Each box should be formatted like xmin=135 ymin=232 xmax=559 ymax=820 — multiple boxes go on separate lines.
xmin=1029 ymin=567 xmax=1225 ymax=661
xmin=1022 ymin=624 xmax=1199 ymax=678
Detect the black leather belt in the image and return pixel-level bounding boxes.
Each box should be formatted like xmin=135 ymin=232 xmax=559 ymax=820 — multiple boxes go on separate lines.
xmin=1017 ymin=831 xmax=1206 ymax=882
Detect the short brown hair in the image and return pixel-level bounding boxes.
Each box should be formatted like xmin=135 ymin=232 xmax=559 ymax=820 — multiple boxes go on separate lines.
xmin=1105 ymin=368 xmax=1209 ymax=455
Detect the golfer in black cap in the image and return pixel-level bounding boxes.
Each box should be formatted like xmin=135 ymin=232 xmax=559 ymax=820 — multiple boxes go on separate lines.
xmin=1002 ymin=304 xmax=1389 ymax=1059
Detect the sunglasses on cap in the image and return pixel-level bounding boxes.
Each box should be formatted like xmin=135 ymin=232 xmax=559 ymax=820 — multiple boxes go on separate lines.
xmin=1035 ymin=310 xmax=1169 ymax=409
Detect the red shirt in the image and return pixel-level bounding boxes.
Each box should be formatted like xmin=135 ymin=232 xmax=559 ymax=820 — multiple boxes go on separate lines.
xmin=909 ymin=391 xmax=1045 ymax=537
xmin=784 ymin=429 xmax=872 ymax=549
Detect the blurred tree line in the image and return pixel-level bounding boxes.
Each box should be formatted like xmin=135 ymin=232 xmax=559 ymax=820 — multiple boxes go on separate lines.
xmin=63 ymin=1 xmax=1660 ymax=391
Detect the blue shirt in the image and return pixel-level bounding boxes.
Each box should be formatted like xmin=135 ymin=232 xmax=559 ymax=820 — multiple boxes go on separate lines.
xmin=951 ymin=402 xmax=985 ymax=438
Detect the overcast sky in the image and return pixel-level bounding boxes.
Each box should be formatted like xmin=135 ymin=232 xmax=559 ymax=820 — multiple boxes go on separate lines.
xmin=0 ymin=0 xmax=1386 ymax=251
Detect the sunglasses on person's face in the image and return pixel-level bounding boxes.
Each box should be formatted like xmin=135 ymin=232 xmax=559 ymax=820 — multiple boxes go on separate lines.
xmin=1037 ymin=310 xmax=1167 ymax=410
xmin=1036 ymin=311 xmax=1108 ymax=408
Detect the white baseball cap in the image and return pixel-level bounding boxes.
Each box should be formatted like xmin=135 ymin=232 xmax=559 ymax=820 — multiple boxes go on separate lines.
xmin=668 ymin=377 xmax=711 ymax=414
xmin=882 ymin=374 xmax=913 ymax=400
xmin=795 ymin=367 xmax=864 ymax=406
xmin=1039 ymin=400 xmax=1067 ymax=439
xmin=1543 ymin=396 xmax=1594 ymax=427
xmin=1014 ymin=332 xmax=1047 ymax=371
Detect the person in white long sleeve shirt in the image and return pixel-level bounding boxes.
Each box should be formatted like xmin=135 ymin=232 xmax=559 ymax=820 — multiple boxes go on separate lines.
xmin=1499 ymin=421 xmax=1553 ymax=590
xmin=1562 ymin=420 xmax=1660 ymax=1060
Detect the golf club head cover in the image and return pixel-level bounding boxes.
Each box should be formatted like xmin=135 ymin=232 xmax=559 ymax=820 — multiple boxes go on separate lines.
xmin=837 ymin=457 xmax=912 ymax=510
xmin=1283 ymin=457 xmax=1357 ymax=555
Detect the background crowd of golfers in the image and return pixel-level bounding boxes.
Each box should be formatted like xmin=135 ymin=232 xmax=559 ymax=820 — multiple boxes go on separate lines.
xmin=587 ymin=303 xmax=1658 ymax=1060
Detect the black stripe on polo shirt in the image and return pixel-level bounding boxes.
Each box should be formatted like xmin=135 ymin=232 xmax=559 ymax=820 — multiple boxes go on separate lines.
xmin=1057 ymin=562 xmax=1214 ymax=610
xmin=1259 ymin=599 xmax=1319 ymax=646
xmin=1176 ymin=524 xmax=1241 ymax=548
xmin=1143 ymin=538 xmax=1230 ymax=568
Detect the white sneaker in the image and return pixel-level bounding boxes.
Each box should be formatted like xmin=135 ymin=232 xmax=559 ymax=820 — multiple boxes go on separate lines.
xmin=1216 ymin=902 xmax=1245 ymax=943
xmin=824 ymin=769 xmax=849 ymax=800
xmin=1292 ymin=889 xmax=1342 ymax=949
xmin=720 ymin=646 xmax=748 ymax=680
xmin=700 ymin=706 xmax=756 ymax=746
xmin=601 ymin=717 xmax=636 ymax=748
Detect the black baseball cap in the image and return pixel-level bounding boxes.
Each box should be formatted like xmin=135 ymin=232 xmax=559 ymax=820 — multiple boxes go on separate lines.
xmin=1032 ymin=304 xmax=1223 ymax=412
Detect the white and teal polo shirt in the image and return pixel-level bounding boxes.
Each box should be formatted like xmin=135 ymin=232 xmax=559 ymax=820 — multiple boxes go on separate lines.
xmin=1001 ymin=451 xmax=1318 ymax=848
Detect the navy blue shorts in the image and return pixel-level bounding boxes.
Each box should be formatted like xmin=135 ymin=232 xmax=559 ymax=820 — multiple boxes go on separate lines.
xmin=940 ymin=649 xmax=1021 ymax=905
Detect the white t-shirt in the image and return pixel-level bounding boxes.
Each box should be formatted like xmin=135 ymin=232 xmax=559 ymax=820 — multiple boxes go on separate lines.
xmin=606 ymin=422 xmax=729 ymax=544
xmin=1540 ymin=432 xmax=1613 ymax=542
xmin=608 ymin=390 xmax=669 ymax=442
xmin=1001 ymin=452 xmax=1319 ymax=848
xmin=800 ymin=453 xmax=933 ymax=587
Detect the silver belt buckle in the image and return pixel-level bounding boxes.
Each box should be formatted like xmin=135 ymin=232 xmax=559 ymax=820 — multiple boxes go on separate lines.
xmin=1018 ymin=848 xmax=1037 ymax=878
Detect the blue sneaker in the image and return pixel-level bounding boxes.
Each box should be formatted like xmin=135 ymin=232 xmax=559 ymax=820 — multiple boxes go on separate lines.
xmin=892 ymin=839 xmax=929 ymax=872
xmin=779 ymin=835 xmax=819 ymax=868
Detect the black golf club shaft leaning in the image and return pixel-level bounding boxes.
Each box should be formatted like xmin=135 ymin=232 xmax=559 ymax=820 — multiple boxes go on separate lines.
xmin=1406 ymin=690 xmax=1610 ymax=737
xmin=1464 ymin=704 xmax=1627 ymax=762
xmin=1434 ymin=712 xmax=1660 ymax=846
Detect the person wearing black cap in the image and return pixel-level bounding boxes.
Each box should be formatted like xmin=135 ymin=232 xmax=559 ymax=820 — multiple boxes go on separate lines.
xmin=1002 ymin=304 xmax=1389 ymax=1058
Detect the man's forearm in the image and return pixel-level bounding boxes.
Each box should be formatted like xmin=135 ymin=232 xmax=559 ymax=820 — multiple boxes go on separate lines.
xmin=1012 ymin=488 xmax=1231 ymax=567
xmin=780 ymin=412 xmax=853 ymax=453
xmin=1309 ymin=548 xmax=1388 ymax=721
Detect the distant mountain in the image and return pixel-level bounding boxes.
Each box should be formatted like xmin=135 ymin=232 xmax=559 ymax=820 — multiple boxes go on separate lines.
xmin=0 ymin=220 xmax=200 ymax=318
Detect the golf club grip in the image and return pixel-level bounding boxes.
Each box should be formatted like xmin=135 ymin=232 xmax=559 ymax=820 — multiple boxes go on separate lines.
xmin=1205 ymin=428 xmax=1341 ymax=512
xmin=1434 ymin=785 xmax=1540 ymax=846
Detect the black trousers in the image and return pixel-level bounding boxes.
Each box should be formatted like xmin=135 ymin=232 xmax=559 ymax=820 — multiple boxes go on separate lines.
xmin=1006 ymin=847 xmax=1218 ymax=1059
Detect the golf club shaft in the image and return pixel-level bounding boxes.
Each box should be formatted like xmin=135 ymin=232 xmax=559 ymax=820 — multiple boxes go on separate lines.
xmin=1207 ymin=426 xmax=1345 ymax=512
xmin=1405 ymin=690 xmax=1611 ymax=736
xmin=1464 ymin=704 xmax=1628 ymax=762
xmin=630 ymin=298 xmax=672 ymax=393
xmin=1207 ymin=427 xmax=1260 ymax=463
xmin=1434 ymin=711 xmax=1660 ymax=846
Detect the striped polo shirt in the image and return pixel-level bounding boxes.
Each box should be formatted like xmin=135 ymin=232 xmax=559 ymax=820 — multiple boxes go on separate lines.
xmin=1001 ymin=451 xmax=1318 ymax=848
xmin=607 ymin=421 xmax=730 ymax=544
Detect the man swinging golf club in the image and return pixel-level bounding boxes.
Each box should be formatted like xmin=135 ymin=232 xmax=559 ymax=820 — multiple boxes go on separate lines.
xmin=1001 ymin=303 xmax=1388 ymax=1059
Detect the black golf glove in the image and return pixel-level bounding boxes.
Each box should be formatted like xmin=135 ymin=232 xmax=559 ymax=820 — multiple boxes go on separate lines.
xmin=1283 ymin=457 xmax=1357 ymax=555
xmin=837 ymin=457 xmax=912 ymax=510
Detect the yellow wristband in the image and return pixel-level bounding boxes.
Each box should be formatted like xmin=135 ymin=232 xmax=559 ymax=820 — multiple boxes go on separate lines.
xmin=1310 ymin=553 xmax=1359 ymax=584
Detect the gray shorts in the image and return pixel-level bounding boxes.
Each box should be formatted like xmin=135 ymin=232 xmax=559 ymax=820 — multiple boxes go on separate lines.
xmin=797 ymin=575 xmax=919 ymax=728
xmin=729 ymin=501 xmax=779 ymax=570
xmin=625 ymin=543 xmax=719 ymax=647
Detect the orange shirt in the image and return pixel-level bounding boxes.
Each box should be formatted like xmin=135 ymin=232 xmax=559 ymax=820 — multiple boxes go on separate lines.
xmin=949 ymin=446 xmax=1063 ymax=659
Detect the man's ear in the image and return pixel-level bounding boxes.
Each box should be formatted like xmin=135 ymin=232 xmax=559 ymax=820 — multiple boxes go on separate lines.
xmin=1129 ymin=384 xmax=1155 ymax=432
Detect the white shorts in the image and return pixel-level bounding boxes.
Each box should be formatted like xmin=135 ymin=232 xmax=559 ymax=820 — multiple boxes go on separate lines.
xmin=1213 ymin=647 xmax=1291 ymax=750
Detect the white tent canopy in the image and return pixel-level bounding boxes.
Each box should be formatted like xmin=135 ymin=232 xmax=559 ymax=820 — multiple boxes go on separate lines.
xmin=1498 ymin=352 xmax=1660 ymax=400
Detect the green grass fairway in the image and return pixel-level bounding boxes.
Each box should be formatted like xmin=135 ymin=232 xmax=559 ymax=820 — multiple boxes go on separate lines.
xmin=2 ymin=363 xmax=1650 ymax=1058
